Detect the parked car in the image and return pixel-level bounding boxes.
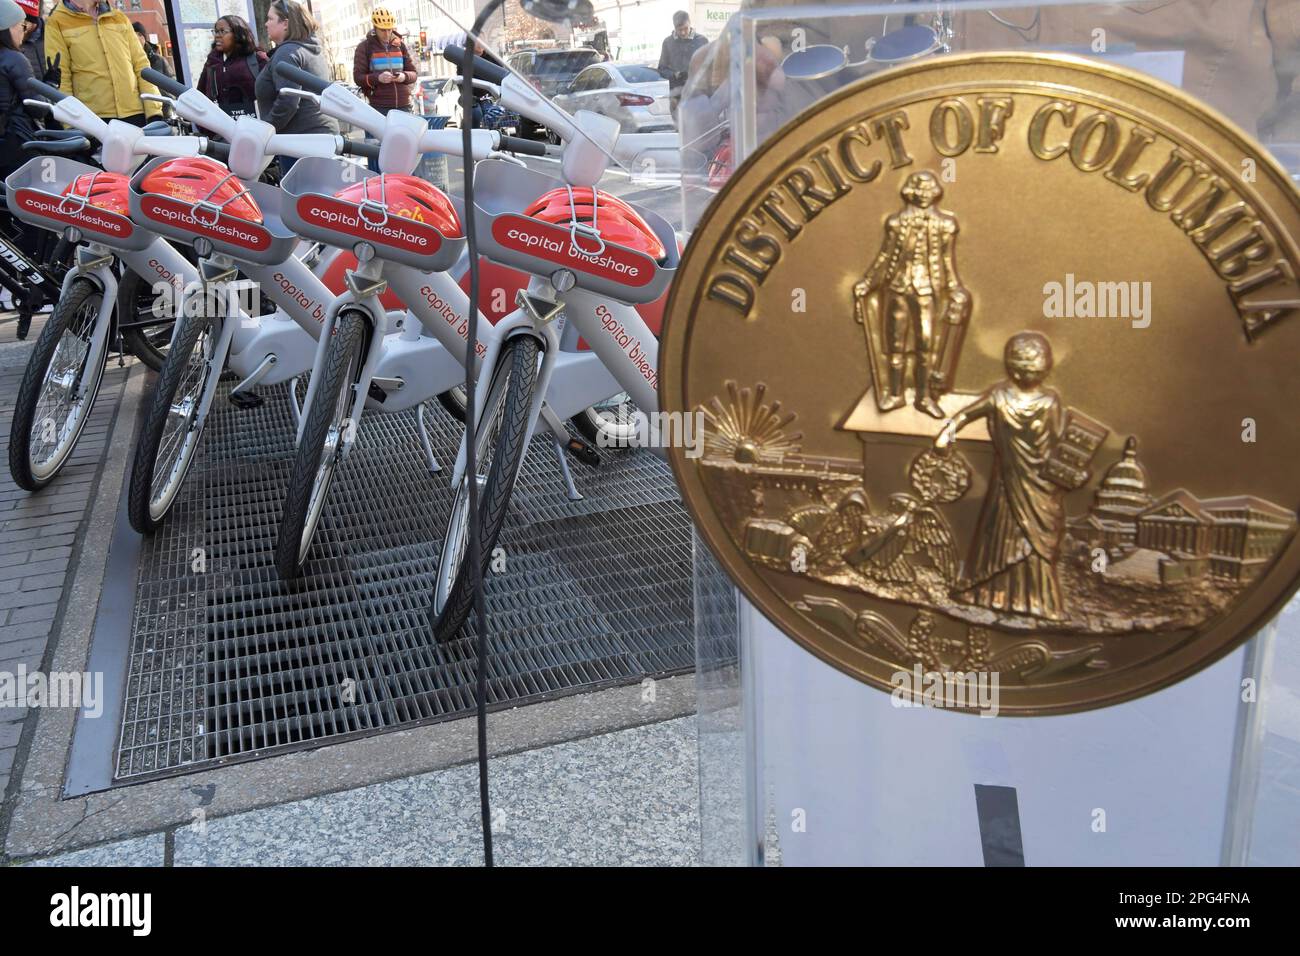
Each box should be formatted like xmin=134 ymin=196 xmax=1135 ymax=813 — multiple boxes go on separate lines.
xmin=415 ymin=75 xmax=461 ymax=119
xmin=552 ymin=62 xmax=674 ymax=140
xmin=506 ymin=47 xmax=605 ymax=136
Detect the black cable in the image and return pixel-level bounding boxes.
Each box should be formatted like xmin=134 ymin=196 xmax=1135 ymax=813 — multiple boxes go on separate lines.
xmin=460 ymin=0 xmax=507 ymax=869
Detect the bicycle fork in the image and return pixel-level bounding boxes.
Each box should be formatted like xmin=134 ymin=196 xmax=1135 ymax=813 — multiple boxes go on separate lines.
xmin=296 ymin=255 xmax=389 ymax=464
xmin=450 ymin=275 xmax=563 ymax=489
xmin=61 ymin=244 xmax=119 ymax=388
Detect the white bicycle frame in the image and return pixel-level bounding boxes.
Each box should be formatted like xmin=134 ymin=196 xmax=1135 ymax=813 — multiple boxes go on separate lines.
xmin=449 ymin=280 xmax=656 ymax=488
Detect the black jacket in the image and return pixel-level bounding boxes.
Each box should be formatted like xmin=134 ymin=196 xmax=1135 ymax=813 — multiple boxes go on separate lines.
xmin=20 ymin=18 xmax=44 ymax=80
xmin=255 ymin=36 xmax=339 ymax=134
xmin=0 ymin=47 xmax=40 ymax=176
xmin=657 ymin=32 xmax=707 ymax=89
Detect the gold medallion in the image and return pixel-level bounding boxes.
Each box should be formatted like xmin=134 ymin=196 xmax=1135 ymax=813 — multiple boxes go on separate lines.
xmin=662 ymin=53 xmax=1300 ymax=715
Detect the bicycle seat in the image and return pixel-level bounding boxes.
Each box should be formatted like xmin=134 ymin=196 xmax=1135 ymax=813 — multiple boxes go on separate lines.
xmin=142 ymin=120 xmax=172 ymax=137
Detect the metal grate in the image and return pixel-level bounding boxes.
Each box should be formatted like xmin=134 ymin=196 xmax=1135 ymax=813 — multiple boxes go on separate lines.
xmin=115 ymin=379 xmax=693 ymax=780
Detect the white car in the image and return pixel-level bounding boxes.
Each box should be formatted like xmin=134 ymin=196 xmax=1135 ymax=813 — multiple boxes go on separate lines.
xmin=552 ymin=62 xmax=674 ymax=140
xmin=414 ymin=76 xmax=462 ymax=120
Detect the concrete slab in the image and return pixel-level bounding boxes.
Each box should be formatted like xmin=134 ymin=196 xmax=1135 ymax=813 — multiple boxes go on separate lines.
xmin=172 ymin=717 xmax=699 ymax=866
xmin=24 ymin=832 xmax=165 ymax=867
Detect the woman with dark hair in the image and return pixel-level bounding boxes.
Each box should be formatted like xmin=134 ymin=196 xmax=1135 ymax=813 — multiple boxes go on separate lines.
xmin=197 ymin=14 xmax=267 ymax=120
xmin=256 ymin=0 xmax=336 ymax=176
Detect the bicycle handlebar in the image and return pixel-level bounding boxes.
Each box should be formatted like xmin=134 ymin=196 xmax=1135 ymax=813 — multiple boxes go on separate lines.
xmin=22 ymin=77 xmax=67 ymax=102
xmin=498 ymin=135 xmax=546 ymax=157
xmin=439 ymin=44 xmax=580 ymax=147
xmin=341 ymin=138 xmax=381 ymax=160
xmin=142 ymin=68 xmax=186 ymax=99
xmin=440 ymin=45 xmax=508 ymax=85
xmin=273 ymin=63 xmax=331 ymax=96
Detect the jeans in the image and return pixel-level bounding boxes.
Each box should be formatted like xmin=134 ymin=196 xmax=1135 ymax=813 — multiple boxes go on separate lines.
xmin=277 ymin=155 xmax=297 ymax=179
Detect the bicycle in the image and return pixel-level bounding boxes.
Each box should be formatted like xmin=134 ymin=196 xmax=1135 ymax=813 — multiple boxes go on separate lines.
xmin=267 ymin=62 xmax=569 ymax=580
xmin=427 ymin=46 xmax=680 ymax=641
xmin=0 ymin=121 xmax=183 ymax=364
xmin=5 ymin=79 xmax=211 ymax=492
xmin=124 ymin=68 xmax=392 ymax=533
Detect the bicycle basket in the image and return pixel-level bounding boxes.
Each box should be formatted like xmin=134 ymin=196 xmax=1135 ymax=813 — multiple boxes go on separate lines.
xmin=128 ymin=156 xmax=297 ymax=265
xmin=5 ymin=156 xmax=151 ymax=251
xmin=279 ymin=156 xmax=465 ymax=272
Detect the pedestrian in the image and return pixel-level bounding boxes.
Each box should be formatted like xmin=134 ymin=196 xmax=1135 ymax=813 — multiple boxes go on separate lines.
xmin=44 ymin=0 xmax=161 ymax=124
xmin=131 ymin=19 xmax=171 ymax=78
xmin=0 ymin=0 xmax=42 ymax=338
xmin=352 ymin=6 xmax=414 ymax=171
xmin=256 ymin=0 xmax=337 ymax=179
xmin=657 ymin=10 xmax=706 ymax=121
xmin=196 ymin=15 xmax=267 ymax=121
xmin=16 ymin=0 xmax=43 ymax=79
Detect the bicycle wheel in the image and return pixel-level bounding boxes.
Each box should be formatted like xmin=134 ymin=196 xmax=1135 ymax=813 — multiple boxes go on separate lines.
xmin=431 ymin=334 xmax=540 ymax=642
xmin=8 ymin=279 xmax=108 ymax=491
xmin=117 ymin=268 xmax=175 ymax=373
xmin=126 ymin=303 xmax=224 ymax=533
xmin=275 ymin=309 xmax=368 ymax=579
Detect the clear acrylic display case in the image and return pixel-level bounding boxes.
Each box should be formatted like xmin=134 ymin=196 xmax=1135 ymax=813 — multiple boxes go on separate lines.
xmin=682 ymin=0 xmax=1300 ymax=866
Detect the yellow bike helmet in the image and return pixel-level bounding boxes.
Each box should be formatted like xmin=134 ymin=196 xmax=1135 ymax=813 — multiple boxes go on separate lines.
xmin=371 ymin=7 xmax=396 ymax=29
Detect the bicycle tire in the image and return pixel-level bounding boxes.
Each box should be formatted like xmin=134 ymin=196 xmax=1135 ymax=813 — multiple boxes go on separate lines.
xmin=275 ymin=309 xmax=368 ymax=580
xmin=117 ymin=268 xmax=176 ymax=373
xmin=126 ymin=303 xmax=222 ymax=533
xmin=8 ymin=278 xmax=107 ymax=491
xmin=431 ymin=334 xmax=540 ymax=642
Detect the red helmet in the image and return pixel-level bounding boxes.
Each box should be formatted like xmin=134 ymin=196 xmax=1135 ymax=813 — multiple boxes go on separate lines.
xmin=138 ymin=157 xmax=263 ymax=223
xmin=333 ymin=175 xmax=462 ymax=238
xmin=523 ymin=186 xmax=666 ymax=261
xmin=62 ymin=172 xmax=130 ymax=217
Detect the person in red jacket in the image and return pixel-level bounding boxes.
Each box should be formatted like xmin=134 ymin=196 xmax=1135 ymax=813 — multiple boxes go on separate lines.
xmin=352 ymin=7 xmax=415 ymax=170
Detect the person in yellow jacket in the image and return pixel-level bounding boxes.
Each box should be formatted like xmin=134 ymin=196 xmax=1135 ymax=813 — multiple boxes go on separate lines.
xmin=44 ymin=0 xmax=159 ymax=122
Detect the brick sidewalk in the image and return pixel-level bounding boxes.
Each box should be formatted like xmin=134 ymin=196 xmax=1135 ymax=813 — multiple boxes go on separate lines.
xmin=0 ymin=309 xmax=137 ymax=800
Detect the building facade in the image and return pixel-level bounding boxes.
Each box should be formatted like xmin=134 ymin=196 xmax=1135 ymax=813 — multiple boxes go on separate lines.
xmin=1072 ymin=437 xmax=1297 ymax=585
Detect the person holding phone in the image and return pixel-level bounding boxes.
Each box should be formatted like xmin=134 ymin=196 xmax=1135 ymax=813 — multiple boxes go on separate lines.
xmin=352 ymin=6 xmax=415 ymax=171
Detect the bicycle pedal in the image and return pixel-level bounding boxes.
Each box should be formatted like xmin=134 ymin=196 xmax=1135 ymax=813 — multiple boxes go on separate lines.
xmin=565 ymin=436 xmax=600 ymax=468
xmin=228 ymin=390 xmax=264 ymax=410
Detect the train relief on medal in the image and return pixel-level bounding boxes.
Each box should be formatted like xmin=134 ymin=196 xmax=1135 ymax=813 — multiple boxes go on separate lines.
xmin=665 ymin=55 xmax=1300 ymax=711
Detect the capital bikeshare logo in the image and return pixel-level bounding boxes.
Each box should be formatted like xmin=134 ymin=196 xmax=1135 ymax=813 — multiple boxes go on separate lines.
xmin=139 ymin=194 xmax=271 ymax=251
xmin=13 ymin=188 xmax=133 ymax=238
xmin=418 ymin=284 xmax=486 ymax=357
xmin=296 ymin=195 xmax=442 ymax=254
xmin=493 ymin=214 xmax=654 ymax=287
